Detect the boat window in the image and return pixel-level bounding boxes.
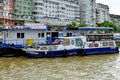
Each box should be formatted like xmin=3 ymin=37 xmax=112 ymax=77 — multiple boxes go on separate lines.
xmin=67 ymin=33 xmax=72 ymax=37
xmin=21 ymin=33 xmax=24 ymax=38
xmin=71 ymin=40 xmax=74 ymax=45
xmin=41 ymin=33 xmax=44 ymax=38
xmin=17 ymin=33 xmax=20 ymax=38
xmin=76 ymin=38 xmax=83 ymax=46
xmin=62 ymin=39 xmax=70 ymax=46
xmin=38 ymin=33 xmax=45 ymax=38
xmin=17 ymin=33 xmax=24 ymax=38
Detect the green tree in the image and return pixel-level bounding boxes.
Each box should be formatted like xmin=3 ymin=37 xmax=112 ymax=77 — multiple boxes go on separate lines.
xmin=66 ymin=24 xmax=73 ymax=27
xmin=67 ymin=21 xmax=77 ymax=28
xmin=78 ymin=23 xmax=87 ymax=27
xmin=71 ymin=21 xmax=77 ymax=27
xmin=100 ymin=21 xmax=119 ymax=32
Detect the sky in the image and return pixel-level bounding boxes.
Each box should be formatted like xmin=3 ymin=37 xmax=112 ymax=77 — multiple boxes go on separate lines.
xmin=96 ymin=0 xmax=120 ymax=15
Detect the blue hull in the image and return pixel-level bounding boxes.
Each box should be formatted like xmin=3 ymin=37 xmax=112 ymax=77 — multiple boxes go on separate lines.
xmin=25 ymin=49 xmax=82 ymax=58
xmin=84 ymin=47 xmax=119 ymax=55
xmin=25 ymin=47 xmax=119 ymax=58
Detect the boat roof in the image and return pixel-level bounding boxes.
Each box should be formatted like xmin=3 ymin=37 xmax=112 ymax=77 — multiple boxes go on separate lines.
xmin=0 ymin=28 xmax=48 ymax=31
xmin=58 ymin=36 xmax=84 ymax=39
xmin=79 ymin=27 xmax=113 ymax=30
xmin=0 ymin=27 xmax=113 ymax=31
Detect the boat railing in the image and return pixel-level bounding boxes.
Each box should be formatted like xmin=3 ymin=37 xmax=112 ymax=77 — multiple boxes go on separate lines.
xmin=31 ymin=44 xmax=58 ymax=52
xmin=4 ymin=39 xmax=46 ymax=46
xmin=86 ymin=34 xmax=114 ymax=41
xmin=40 ymin=45 xmax=58 ymax=51
xmin=84 ymin=40 xmax=116 ymax=48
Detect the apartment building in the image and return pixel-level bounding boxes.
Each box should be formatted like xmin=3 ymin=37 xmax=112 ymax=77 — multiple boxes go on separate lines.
xmin=14 ymin=0 xmax=33 ymax=25
xmin=96 ymin=3 xmax=110 ymax=24
xmin=0 ymin=0 xmax=14 ymax=28
xmin=33 ymin=0 xmax=80 ymax=25
xmin=79 ymin=0 xmax=96 ymax=26
xmin=3 ymin=0 xmax=110 ymax=27
xmin=110 ymin=14 xmax=120 ymax=27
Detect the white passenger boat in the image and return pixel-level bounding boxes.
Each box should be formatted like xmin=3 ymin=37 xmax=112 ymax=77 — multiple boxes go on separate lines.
xmin=79 ymin=27 xmax=119 ymax=55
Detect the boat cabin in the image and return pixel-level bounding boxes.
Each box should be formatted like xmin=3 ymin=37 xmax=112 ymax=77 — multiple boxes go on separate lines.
xmin=1 ymin=25 xmax=85 ymax=47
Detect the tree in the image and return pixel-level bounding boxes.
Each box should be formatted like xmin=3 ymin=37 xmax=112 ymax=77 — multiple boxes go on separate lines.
xmin=78 ymin=23 xmax=87 ymax=27
xmin=71 ymin=21 xmax=77 ymax=27
xmin=66 ymin=24 xmax=73 ymax=27
xmin=67 ymin=21 xmax=77 ymax=28
xmin=100 ymin=21 xmax=119 ymax=32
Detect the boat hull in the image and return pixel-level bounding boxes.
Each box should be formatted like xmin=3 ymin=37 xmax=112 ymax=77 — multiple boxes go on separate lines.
xmin=0 ymin=48 xmax=26 ymax=57
xmin=0 ymin=44 xmax=26 ymax=57
xmin=84 ymin=47 xmax=119 ymax=55
xmin=24 ymin=47 xmax=119 ymax=58
xmin=25 ymin=49 xmax=82 ymax=58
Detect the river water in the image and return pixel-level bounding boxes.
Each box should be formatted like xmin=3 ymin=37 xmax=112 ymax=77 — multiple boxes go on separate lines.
xmin=0 ymin=54 xmax=120 ymax=80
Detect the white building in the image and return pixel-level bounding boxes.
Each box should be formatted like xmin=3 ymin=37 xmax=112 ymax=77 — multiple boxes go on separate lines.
xmin=96 ymin=3 xmax=110 ymax=24
xmin=110 ymin=14 xmax=120 ymax=27
xmin=33 ymin=0 xmax=80 ymax=26
xmin=79 ymin=0 xmax=96 ymax=26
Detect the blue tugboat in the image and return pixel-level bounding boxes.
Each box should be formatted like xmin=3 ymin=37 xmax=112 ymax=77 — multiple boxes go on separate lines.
xmin=22 ymin=36 xmax=85 ymax=58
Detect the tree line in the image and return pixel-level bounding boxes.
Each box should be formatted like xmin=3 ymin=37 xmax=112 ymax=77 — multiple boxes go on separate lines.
xmin=67 ymin=21 xmax=120 ymax=32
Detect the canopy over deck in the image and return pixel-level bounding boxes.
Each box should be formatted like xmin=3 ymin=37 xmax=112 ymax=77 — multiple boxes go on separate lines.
xmin=79 ymin=27 xmax=113 ymax=31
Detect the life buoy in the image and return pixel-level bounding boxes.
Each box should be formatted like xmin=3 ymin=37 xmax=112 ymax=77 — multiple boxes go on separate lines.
xmin=102 ymin=42 xmax=108 ymax=46
xmin=94 ymin=43 xmax=99 ymax=47
xmin=89 ymin=43 xmax=94 ymax=47
xmin=109 ymin=42 xmax=114 ymax=46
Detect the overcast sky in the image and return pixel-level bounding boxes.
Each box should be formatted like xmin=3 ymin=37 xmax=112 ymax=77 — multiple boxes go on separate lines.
xmin=96 ymin=0 xmax=120 ymax=15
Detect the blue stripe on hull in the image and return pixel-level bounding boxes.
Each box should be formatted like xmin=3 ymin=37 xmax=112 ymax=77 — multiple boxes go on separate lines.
xmin=25 ymin=47 xmax=119 ymax=58
xmin=84 ymin=47 xmax=119 ymax=55
xmin=25 ymin=49 xmax=81 ymax=58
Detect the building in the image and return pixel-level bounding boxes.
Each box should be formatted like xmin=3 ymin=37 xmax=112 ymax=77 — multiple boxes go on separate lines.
xmin=96 ymin=3 xmax=110 ymax=24
xmin=33 ymin=0 xmax=80 ymax=26
xmin=14 ymin=0 xmax=34 ymax=25
xmin=79 ymin=0 xmax=96 ymax=26
xmin=0 ymin=0 xmax=112 ymax=27
xmin=110 ymin=14 xmax=120 ymax=27
xmin=0 ymin=0 xmax=14 ymax=28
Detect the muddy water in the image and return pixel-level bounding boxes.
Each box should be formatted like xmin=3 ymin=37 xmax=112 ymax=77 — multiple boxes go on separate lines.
xmin=0 ymin=54 xmax=120 ymax=80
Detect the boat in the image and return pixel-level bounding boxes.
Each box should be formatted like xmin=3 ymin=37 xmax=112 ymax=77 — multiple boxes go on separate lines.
xmin=0 ymin=24 xmax=84 ymax=57
xmin=22 ymin=36 xmax=85 ymax=58
xmin=79 ymin=27 xmax=119 ymax=55
xmin=0 ymin=24 xmax=119 ymax=57
xmin=22 ymin=27 xmax=119 ymax=58
xmin=0 ymin=44 xmax=26 ymax=57
xmin=113 ymin=33 xmax=120 ymax=47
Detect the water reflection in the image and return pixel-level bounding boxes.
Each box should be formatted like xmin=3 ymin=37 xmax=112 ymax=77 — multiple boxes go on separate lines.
xmin=0 ymin=54 xmax=120 ymax=80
